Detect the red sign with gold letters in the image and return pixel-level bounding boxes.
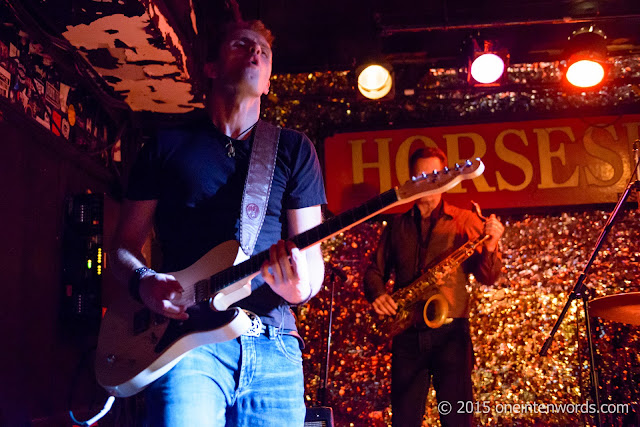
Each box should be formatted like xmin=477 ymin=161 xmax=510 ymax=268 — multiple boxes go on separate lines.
xmin=324 ymin=114 xmax=640 ymax=213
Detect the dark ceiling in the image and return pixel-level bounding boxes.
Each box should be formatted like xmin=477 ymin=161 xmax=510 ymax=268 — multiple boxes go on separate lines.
xmin=12 ymin=0 xmax=640 ymax=113
xmin=246 ymin=0 xmax=640 ymax=72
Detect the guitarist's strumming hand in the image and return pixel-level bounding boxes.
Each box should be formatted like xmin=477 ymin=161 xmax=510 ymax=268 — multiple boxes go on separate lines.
xmin=372 ymin=293 xmax=398 ymax=316
xmin=260 ymin=239 xmax=311 ymax=304
xmin=139 ymin=273 xmax=189 ymax=321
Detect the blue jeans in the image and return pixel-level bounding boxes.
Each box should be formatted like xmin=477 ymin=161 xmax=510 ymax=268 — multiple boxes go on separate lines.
xmin=144 ymin=325 xmax=306 ymax=426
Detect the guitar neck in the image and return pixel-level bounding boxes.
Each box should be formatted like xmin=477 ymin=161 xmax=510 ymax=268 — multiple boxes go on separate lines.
xmin=203 ymin=158 xmax=484 ymax=301
xmin=292 ymin=188 xmax=400 ymax=250
xmin=205 ymin=188 xmax=400 ymax=296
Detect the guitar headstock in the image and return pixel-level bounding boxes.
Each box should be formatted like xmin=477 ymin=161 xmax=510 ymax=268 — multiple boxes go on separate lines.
xmin=396 ymin=158 xmax=485 ymax=202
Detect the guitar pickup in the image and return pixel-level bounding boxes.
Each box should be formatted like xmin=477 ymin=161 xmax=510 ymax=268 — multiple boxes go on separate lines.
xmin=133 ymin=308 xmax=151 ymax=335
xmin=194 ymin=279 xmax=209 ymax=302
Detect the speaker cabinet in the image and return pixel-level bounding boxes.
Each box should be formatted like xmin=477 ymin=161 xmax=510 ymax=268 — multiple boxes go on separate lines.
xmin=304 ymin=406 xmax=334 ymax=427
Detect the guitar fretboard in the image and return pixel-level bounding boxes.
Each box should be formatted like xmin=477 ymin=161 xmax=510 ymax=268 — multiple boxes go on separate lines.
xmin=203 ymin=188 xmax=399 ymax=300
xmin=200 ymin=158 xmax=484 ymax=303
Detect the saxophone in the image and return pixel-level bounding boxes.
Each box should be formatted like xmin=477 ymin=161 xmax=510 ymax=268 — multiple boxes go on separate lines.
xmin=371 ymin=233 xmax=490 ymax=342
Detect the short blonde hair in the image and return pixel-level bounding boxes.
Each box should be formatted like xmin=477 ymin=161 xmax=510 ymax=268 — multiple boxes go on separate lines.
xmin=208 ymin=19 xmax=274 ymax=62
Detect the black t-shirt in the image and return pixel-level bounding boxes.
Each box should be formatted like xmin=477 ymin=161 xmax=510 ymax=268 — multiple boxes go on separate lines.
xmin=126 ymin=117 xmax=327 ymax=330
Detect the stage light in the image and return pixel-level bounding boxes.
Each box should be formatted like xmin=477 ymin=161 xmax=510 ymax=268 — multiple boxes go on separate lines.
xmin=468 ymin=40 xmax=508 ymax=86
xmin=566 ymin=60 xmax=605 ymax=87
xmin=470 ymin=53 xmax=505 ymax=84
xmin=564 ymin=26 xmax=608 ymax=88
xmin=357 ymin=63 xmax=393 ymax=100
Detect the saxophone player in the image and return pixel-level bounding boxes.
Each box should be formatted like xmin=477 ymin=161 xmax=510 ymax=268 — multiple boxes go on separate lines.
xmin=363 ymin=147 xmax=504 ymax=427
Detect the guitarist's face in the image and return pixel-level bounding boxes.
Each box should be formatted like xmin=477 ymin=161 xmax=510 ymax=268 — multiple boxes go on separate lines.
xmin=413 ymin=156 xmax=445 ymax=215
xmin=208 ymin=29 xmax=273 ymax=97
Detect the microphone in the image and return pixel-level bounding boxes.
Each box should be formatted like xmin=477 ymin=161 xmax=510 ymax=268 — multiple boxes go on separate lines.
xmin=327 ymin=263 xmax=352 ymax=284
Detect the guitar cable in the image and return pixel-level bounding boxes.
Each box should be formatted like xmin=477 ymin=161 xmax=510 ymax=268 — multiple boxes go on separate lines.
xmin=69 ymin=396 xmax=115 ymax=426
xmin=67 ymin=345 xmax=117 ymax=426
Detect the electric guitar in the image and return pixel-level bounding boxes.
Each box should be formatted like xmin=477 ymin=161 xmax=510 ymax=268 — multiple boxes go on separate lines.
xmin=95 ymin=159 xmax=485 ymax=397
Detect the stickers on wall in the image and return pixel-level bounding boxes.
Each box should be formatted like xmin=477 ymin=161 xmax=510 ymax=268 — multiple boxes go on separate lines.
xmin=59 ymin=83 xmax=70 ymax=113
xmin=34 ymin=104 xmax=51 ymax=129
xmin=61 ymin=117 xmax=70 ymax=140
xmin=33 ymin=78 xmax=44 ymax=95
xmin=51 ymin=109 xmax=61 ymax=136
xmin=0 ymin=66 xmax=10 ymax=98
xmin=67 ymin=104 xmax=76 ymax=126
xmin=0 ymin=19 xmax=115 ymax=162
xmin=45 ymin=81 xmax=60 ymax=110
xmin=0 ymin=41 xmax=8 ymax=60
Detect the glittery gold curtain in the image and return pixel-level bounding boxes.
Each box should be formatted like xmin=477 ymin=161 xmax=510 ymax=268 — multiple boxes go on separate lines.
xmin=299 ymin=209 xmax=640 ymax=426
xmin=261 ymin=66 xmax=640 ymax=426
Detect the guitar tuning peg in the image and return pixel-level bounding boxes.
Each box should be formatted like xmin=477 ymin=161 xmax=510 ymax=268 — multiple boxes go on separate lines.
xmin=443 ymin=166 xmax=449 ymax=173
xmin=432 ymin=169 xmax=438 ymax=175
xmin=465 ymin=159 xmax=472 ymax=166
xmin=421 ymin=172 xmax=427 ymax=177
xmin=455 ymin=163 xmax=460 ymax=169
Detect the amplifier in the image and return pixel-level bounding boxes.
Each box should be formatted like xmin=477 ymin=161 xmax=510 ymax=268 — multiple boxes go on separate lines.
xmin=304 ymin=406 xmax=334 ymax=427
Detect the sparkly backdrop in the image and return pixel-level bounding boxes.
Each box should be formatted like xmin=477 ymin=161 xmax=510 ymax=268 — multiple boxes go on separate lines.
xmin=298 ymin=209 xmax=640 ymax=426
xmin=257 ymin=60 xmax=640 ymax=426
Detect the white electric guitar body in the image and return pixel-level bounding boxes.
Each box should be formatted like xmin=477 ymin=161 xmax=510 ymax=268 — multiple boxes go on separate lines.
xmin=95 ymin=159 xmax=486 ymax=397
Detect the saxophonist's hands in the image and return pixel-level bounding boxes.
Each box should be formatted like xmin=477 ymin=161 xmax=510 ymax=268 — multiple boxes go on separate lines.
xmin=471 ymin=201 xmax=504 ymax=253
xmin=483 ymin=214 xmax=504 ymax=252
xmin=372 ymin=293 xmax=397 ymax=316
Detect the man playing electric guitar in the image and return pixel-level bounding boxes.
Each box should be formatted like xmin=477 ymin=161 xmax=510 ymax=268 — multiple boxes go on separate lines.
xmin=109 ymin=19 xmax=326 ymax=426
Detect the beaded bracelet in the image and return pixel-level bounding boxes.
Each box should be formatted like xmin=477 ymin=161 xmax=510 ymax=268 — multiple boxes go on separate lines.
xmin=128 ymin=266 xmax=156 ymax=303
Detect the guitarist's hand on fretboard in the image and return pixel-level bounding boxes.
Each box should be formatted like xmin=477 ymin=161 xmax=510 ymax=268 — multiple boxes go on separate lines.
xmin=260 ymin=239 xmax=311 ymax=305
xmin=139 ymin=272 xmax=190 ymax=320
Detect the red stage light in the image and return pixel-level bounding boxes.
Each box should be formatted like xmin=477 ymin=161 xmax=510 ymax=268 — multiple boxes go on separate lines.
xmin=566 ymin=59 xmax=605 ymax=88
xmin=564 ymin=26 xmax=608 ymax=89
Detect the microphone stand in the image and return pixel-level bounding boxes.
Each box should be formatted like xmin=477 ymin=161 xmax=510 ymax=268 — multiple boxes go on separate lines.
xmin=302 ymin=266 xmax=344 ymax=427
xmin=540 ymin=143 xmax=640 ymax=427
xmin=317 ymin=267 xmax=336 ymax=407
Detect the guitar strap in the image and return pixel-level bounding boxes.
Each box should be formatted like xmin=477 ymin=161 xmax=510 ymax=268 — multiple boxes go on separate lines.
xmin=239 ymin=120 xmax=281 ymax=256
